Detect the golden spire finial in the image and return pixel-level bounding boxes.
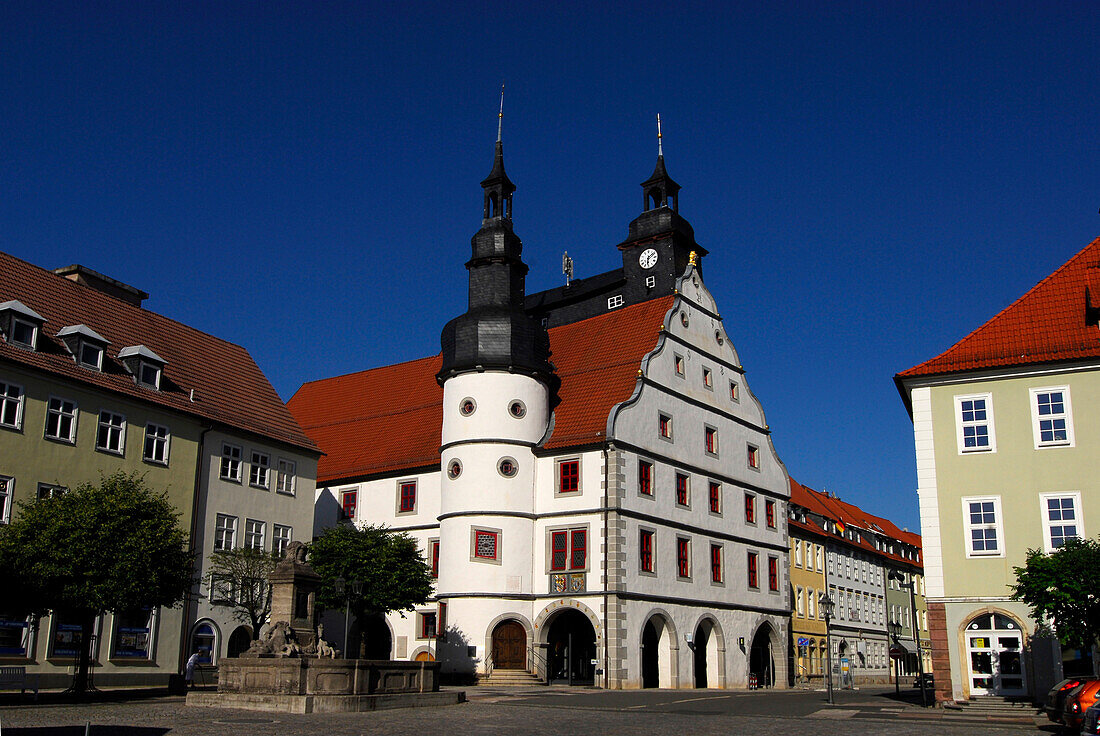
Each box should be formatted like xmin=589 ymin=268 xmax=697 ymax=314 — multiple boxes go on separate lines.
xmin=689 ymin=250 xmax=698 ymax=266
xmin=656 ymin=113 xmax=663 ymax=157
xmin=497 ymin=83 xmax=505 ymax=143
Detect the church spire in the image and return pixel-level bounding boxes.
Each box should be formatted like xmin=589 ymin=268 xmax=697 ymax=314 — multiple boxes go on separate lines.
xmin=481 ymin=83 xmax=515 ymax=220
xmin=642 ymin=113 xmax=681 ymax=212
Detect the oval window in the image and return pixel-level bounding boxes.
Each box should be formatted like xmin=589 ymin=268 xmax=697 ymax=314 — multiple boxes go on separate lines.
xmin=459 ymin=397 xmax=477 ymax=416
xmin=509 ymin=400 xmax=527 ymax=418
xmin=715 ymin=330 xmax=724 ymax=346
xmin=498 ymin=457 xmax=518 ymax=478
xmin=447 ymin=460 xmax=462 ymax=479
xmin=680 ymin=312 xmax=689 ymax=327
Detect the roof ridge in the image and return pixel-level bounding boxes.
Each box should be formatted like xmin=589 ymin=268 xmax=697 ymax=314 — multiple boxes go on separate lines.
xmin=898 ymin=236 xmax=1100 ymax=377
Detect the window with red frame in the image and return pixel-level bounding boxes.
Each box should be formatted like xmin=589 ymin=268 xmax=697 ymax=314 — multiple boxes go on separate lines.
xmin=550 ymin=529 xmax=587 ymax=571
xmin=768 ymin=556 xmax=779 ymax=591
xmin=341 ymin=491 xmax=357 ymax=521
xmin=747 ymin=551 xmax=759 ymax=588
xmin=765 ymin=499 xmax=776 ymax=528
xmin=558 ymin=460 xmax=580 ymax=493
xmin=675 ymin=473 xmax=689 ymax=506
xmin=420 ymin=611 xmax=437 ymax=638
xmin=640 ymin=530 xmax=654 ymax=572
xmin=748 ymin=444 xmax=760 ymax=469
xmin=429 ymin=540 xmax=439 ymax=578
xmin=399 ymin=481 xmax=416 ymax=512
xmin=659 ymin=413 xmax=672 ymax=439
xmin=710 ymin=544 xmax=722 ymax=583
xmin=639 ymin=460 xmax=652 ymax=495
xmin=744 ymin=493 xmax=756 ymax=523
xmin=676 ymin=537 xmax=690 ymax=578
xmin=474 ymin=529 xmax=498 ymax=560
xmin=709 ymin=482 xmax=721 ymax=513
xmin=705 ymin=426 xmax=717 ymax=454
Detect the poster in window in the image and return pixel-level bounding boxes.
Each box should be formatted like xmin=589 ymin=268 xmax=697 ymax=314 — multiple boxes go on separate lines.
xmin=52 ymin=621 xmax=85 ymax=658
xmin=0 ymin=615 xmax=29 ymax=657
xmin=112 ymin=608 xmax=152 ymax=659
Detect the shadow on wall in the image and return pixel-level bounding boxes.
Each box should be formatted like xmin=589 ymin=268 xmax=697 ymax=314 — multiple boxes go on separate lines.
xmin=436 ymin=625 xmax=479 ymax=685
xmin=313 ymin=489 xmax=342 ymax=538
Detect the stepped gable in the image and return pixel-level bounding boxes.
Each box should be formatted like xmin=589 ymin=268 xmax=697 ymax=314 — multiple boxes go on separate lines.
xmin=288 ymin=295 xmax=674 ymax=483
xmin=898 ymin=236 xmax=1100 ymax=380
xmin=0 ymin=251 xmax=318 ymax=452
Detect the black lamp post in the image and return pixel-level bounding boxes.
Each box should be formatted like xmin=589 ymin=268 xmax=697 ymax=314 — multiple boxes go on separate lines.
xmin=888 ymin=620 xmax=902 ymax=695
xmin=334 ymin=576 xmax=364 ymax=659
xmin=820 ymin=592 xmax=835 ymax=705
xmin=890 ymin=570 xmax=928 ymax=707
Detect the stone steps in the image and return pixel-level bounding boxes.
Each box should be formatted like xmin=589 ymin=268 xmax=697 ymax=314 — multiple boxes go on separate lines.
xmin=956 ymin=696 xmax=1039 ymax=715
xmin=479 ymin=669 xmax=545 ymax=687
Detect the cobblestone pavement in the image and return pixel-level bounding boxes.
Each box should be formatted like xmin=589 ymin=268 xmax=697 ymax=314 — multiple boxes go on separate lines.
xmin=0 ymin=686 xmax=1051 ymax=735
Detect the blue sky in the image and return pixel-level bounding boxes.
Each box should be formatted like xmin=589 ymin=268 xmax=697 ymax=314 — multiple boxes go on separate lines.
xmin=2 ymin=2 xmax=1097 ymax=531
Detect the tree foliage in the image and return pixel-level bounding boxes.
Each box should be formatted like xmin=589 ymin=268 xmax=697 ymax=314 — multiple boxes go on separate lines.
xmin=207 ymin=547 xmax=278 ymax=638
xmin=309 ymin=524 xmax=433 ymax=616
xmin=1012 ymin=537 xmax=1100 ymax=650
xmin=0 ymin=471 xmax=194 ymax=692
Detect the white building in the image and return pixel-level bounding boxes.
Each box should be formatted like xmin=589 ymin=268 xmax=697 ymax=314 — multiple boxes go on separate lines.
xmin=290 ymin=136 xmax=791 ymax=688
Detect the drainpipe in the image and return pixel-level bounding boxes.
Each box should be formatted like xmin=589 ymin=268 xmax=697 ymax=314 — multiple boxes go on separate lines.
xmin=602 ymin=443 xmax=610 ymax=690
xmin=179 ymin=424 xmax=213 ymax=675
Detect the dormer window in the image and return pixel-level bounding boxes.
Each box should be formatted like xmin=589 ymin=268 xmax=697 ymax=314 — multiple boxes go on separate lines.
xmin=0 ymin=300 xmax=46 ymax=351
xmin=57 ymin=325 xmax=110 ymax=371
xmin=117 ymin=345 xmax=166 ymax=390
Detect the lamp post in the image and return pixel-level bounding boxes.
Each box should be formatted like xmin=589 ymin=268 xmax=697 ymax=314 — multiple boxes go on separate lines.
xmin=333 ymin=577 xmax=364 ymax=659
xmin=891 ymin=570 xmax=928 ymax=707
xmin=888 ymin=621 xmax=902 ymax=695
xmin=820 ymin=592 xmax=835 ymax=705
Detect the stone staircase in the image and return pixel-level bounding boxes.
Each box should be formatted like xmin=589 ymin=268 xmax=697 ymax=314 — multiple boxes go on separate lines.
xmin=478 ymin=669 xmax=545 ymax=687
xmin=948 ymin=695 xmax=1041 ymax=723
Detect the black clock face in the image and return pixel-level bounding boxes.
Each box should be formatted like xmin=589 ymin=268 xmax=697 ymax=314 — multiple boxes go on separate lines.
xmin=639 ymin=248 xmax=658 ymax=269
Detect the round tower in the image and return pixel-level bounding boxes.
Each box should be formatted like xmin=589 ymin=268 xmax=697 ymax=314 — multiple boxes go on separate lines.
xmin=436 ymin=122 xmax=557 ymax=662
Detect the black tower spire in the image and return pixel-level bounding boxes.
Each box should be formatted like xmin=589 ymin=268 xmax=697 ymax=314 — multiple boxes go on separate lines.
xmin=438 ymin=103 xmax=556 ymax=390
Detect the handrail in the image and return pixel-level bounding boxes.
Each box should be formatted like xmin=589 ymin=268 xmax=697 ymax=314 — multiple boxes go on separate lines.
xmin=484 ymin=650 xmax=494 ymax=679
xmin=530 ymin=647 xmax=550 ymax=686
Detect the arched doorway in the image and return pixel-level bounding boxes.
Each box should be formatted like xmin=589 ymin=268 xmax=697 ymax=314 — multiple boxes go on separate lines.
xmin=641 ymin=614 xmax=675 ymax=688
xmin=491 ymin=619 xmax=527 ymax=670
xmin=749 ymin=625 xmax=775 ymax=688
xmin=356 ymin=614 xmax=392 ymax=659
xmin=227 ymin=626 xmax=252 ymax=658
xmin=414 ymin=651 xmax=435 ymax=662
xmin=546 ymin=609 xmax=595 ymax=685
xmin=963 ymin=611 xmax=1025 ymax=696
xmin=190 ymin=621 xmax=219 ymax=665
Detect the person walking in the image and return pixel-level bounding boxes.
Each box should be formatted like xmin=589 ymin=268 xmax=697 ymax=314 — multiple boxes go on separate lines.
xmin=184 ymin=649 xmax=203 ymax=689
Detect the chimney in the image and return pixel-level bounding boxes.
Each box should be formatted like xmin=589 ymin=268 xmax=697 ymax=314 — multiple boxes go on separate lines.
xmin=52 ymin=265 xmax=148 ymax=307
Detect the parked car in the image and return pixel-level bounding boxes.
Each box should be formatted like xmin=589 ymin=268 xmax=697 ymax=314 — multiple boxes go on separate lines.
xmin=1063 ymin=679 xmax=1100 ymax=731
xmin=1080 ymin=699 xmax=1100 ymax=735
xmin=1044 ymin=677 xmax=1094 ymax=725
xmin=912 ymin=673 xmax=933 ymax=689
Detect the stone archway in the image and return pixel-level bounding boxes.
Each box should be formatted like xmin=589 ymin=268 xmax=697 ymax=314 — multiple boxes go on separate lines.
xmin=492 ymin=619 xmax=528 ymax=670
xmin=749 ymin=622 xmax=777 ymax=688
xmin=533 ymin=599 xmax=603 ymax=686
xmin=640 ymin=609 xmax=679 ymax=689
xmin=190 ymin=620 xmax=220 ymax=666
xmin=355 ymin=613 xmax=392 ymax=659
xmin=227 ymin=625 xmax=252 ymax=658
xmin=691 ymin=615 xmax=726 ymax=688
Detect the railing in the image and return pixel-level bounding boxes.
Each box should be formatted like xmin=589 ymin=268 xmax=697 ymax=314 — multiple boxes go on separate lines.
xmin=483 ymin=650 xmax=494 ymax=680
xmin=530 ymin=647 xmax=550 ymax=686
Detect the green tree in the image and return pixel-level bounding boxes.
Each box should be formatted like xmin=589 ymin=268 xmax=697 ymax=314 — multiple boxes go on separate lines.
xmin=1012 ymin=537 xmax=1100 ymax=650
xmin=207 ymin=548 xmax=278 ymax=641
xmin=309 ymin=524 xmax=433 ymax=654
xmin=0 ymin=472 xmax=193 ymax=694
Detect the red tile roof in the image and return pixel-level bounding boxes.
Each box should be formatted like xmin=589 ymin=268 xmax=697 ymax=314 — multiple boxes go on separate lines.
xmin=289 ymin=296 xmax=674 ymax=483
xmin=898 ymin=236 xmax=1100 ymax=380
xmin=788 ymin=477 xmax=922 ymax=568
xmin=0 ymin=251 xmax=319 ymax=453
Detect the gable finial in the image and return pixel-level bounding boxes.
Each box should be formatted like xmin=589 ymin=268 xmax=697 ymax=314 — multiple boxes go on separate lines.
xmin=497 ymin=83 xmax=505 ymax=143
xmin=656 ymin=113 xmax=663 ymax=157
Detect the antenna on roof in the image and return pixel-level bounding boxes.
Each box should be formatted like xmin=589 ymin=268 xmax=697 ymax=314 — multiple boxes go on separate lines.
xmin=656 ymin=113 xmax=663 ymax=157
xmin=497 ymin=82 xmax=505 ymax=143
xmin=562 ymin=251 xmax=574 ymax=287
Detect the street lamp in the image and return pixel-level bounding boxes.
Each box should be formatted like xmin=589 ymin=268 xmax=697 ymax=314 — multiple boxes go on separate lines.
xmin=890 ymin=570 xmax=928 ymax=707
xmin=334 ymin=577 xmax=364 ymax=659
xmin=888 ymin=621 xmax=902 ymax=695
xmin=820 ymin=592 xmax=835 ymax=705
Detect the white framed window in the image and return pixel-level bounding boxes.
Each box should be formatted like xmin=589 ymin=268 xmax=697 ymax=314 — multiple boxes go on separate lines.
xmin=249 ymin=451 xmax=270 ymax=489
xmin=220 ymin=444 xmax=242 ymax=482
xmin=143 ymin=423 xmax=170 ymax=465
xmin=796 ymin=586 xmax=805 ymax=616
xmin=96 ymin=411 xmax=126 ymax=455
xmin=0 ymin=475 xmax=13 ymax=523
xmin=0 ymin=381 xmax=24 ymax=430
xmin=214 ymin=513 xmax=237 ymax=551
xmin=808 ymin=587 xmax=816 ymax=619
xmin=1040 ymin=492 xmax=1082 ymax=552
xmin=244 ymin=519 xmax=265 ymax=550
xmin=963 ymin=496 xmax=1004 ymax=558
xmin=37 ymin=483 xmax=66 ymax=499
xmin=607 ymin=294 xmax=624 ymax=309
xmin=79 ymin=342 xmax=103 ymax=370
xmin=794 ymin=541 xmax=803 ymax=567
xmin=44 ymin=397 xmax=78 ymax=443
xmin=1030 ymin=386 xmax=1074 ymax=448
xmin=138 ymin=362 xmax=161 ymax=390
xmin=10 ymin=318 xmax=38 ymax=349
xmin=276 ymin=459 xmax=296 ymax=495
xmin=273 ymin=524 xmax=292 ymax=557
xmin=954 ymin=393 xmax=995 ymax=453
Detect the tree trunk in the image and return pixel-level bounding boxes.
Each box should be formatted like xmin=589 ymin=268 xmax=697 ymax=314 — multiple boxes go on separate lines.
xmin=70 ymin=609 xmax=97 ymax=695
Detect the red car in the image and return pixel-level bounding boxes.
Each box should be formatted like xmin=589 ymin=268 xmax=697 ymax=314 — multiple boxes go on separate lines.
xmin=1064 ymin=680 xmax=1100 ymax=731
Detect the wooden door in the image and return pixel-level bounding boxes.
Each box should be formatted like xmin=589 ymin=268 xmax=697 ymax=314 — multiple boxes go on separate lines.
xmin=492 ymin=621 xmax=527 ymax=669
